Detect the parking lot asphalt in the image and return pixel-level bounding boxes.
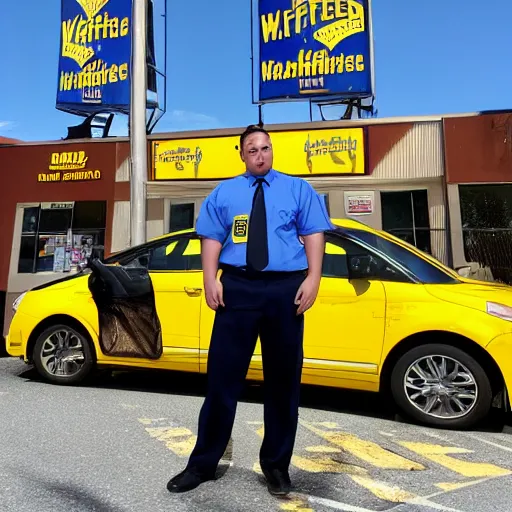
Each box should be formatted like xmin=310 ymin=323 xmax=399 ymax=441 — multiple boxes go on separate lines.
xmin=1 ymin=357 xmax=511 ymax=512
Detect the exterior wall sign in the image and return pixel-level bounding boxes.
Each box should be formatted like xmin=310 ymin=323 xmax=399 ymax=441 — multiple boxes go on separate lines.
xmin=152 ymin=127 xmax=365 ymax=180
xmin=41 ymin=202 xmax=75 ymax=210
xmin=38 ymin=151 xmax=102 ymax=183
xmin=345 ymin=191 xmax=374 ymax=215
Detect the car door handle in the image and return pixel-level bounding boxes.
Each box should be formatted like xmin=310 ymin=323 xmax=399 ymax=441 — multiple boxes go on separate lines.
xmin=184 ymin=287 xmax=202 ymax=297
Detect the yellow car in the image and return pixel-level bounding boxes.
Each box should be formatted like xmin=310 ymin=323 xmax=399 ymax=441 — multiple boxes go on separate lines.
xmin=6 ymin=219 xmax=512 ymax=429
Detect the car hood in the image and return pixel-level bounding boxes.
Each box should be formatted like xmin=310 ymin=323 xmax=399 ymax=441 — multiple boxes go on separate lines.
xmin=426 ymin=278 xmax=512 ymax=312
xmin=30 ymin=271 xmax=91 ymax=294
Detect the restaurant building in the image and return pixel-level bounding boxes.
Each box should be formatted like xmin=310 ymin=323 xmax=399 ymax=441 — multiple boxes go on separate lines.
xmin=1 ymin=110 xmax=511 ymax=341
xmin=0 ymin=138 xmax=131 ymax=337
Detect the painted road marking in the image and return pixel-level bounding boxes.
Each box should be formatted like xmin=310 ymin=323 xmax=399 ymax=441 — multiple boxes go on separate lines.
xmin=137 ymin=416 xmax=507 ymax=512
xmin=301 ymin=421 xmax=425 ymax=471
xmin=399 ymin=441 xmax=512 ymax=478
xmin=305 ymin=446 xmax=342 ymax=454
xmin=435 ymin=479 xmax=488 ymax=491
xmin=138 ymin=418 xmax=197 ymax=457
xmin=349 ymin=475 xmax=416 ymax=502
xmin=279 ymin=496 xmax=314 ymax=511
xmin=247 ymin=422 xmax=368 ymax=476
xmin=306 ymin=494 xmax=466 ymax=512
xmin=464 ymin=433 xmax=512 ymax=454
xmin=247 ymin=421 xmax=425 ymax=506
xmin=292 ymin=455 xmax=368 ymax=475
xmin=300 ymin=495 xmax=379 ymax=512
xmin=120 ymin=403 xmax=139 ymax=409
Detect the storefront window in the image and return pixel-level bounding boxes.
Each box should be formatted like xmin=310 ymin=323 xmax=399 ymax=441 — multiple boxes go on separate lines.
xmin=169 ymin=202 xmax=195 ymax=232
xmin=459 ymin=184 xmax=512 ymax=283
xmin=17 ymin=201 xmax=107 ymax=274
xmin=381 ymin=190 xmax=432 ymax=254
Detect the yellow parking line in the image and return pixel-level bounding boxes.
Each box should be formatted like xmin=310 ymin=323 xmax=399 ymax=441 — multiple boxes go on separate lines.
xmin=399 ymin=442 xmax=512 ymax=478
xmin=279 ymin=497 xmax=314 ymax=511
xmin=246 ymin=421 xmax=423 ymax=505
xmin=349 ymin=475 xmax=417 ymax=503
xmin=292 ymin=455 xmax=368 ymax=475
xmin=305 ymin=445 xmax=342 ymax=453
xmin=246 ymin=422 xmax=367 ymax=475
xmin=301 ymin=421 xmax=425 ymax=471
xmin=435 ymin=479 xmax=488 ymax=491
xmin=138 ymin=419 xmax=197 ymax=458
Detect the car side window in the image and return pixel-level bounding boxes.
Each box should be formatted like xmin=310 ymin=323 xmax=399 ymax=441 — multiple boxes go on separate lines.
xmin=146 ymin=236 xmax=202 ymax=271
xmin=322 ymin=235 xmax=410 ymax=282
xmin=322 ymin=240 xmax=349 ymax=278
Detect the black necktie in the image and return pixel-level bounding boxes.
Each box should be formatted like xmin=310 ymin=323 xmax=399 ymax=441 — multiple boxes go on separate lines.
xmin=246 ymin=178 xmax=269 ymax=271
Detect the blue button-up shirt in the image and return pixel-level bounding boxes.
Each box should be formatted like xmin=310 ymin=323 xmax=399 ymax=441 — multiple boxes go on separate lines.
xmin=196 ymin=168 xmax=334 ymax=271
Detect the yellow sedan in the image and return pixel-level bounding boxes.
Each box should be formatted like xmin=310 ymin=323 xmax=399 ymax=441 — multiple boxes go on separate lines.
xmin=6 ymin=219 xmax=512 ymax=430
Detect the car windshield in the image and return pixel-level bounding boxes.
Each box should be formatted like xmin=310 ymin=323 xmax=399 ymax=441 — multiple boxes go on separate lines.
xmin=342 ymin=228 xmax=460 ymax=284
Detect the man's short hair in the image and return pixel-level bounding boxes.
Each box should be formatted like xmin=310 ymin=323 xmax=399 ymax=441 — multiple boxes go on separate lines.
xmin=238 ymin=124 xmax=270 ymax=150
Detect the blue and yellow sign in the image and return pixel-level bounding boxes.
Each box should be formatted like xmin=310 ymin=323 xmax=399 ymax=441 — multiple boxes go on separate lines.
xmin=152 ymin=127 xmax=365 ymax=180
xmin=56 ymin=0 xmax=132 ymax=115
xmin=257 ymin=0 xmax=373 ymax=102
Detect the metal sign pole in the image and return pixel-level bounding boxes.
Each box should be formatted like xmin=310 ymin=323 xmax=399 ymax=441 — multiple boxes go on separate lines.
xmin=129 ymin=0 xmax=148 ymax=247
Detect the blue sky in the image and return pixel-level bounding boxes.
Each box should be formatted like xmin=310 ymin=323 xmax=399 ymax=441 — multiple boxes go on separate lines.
xmin=1 ymin=0 xmax=511 ymax=142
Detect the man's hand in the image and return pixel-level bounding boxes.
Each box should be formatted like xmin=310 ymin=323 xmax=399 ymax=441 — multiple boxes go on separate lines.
xmin=204 ymin=277 xmax=225 ymax=310
xmin=295 ymin=231 xmax=325 ymax=315
xmin=201 ymin=237 xmax=224 ymax=310
xmin=294 ymin=275 xmax=320 ymax=315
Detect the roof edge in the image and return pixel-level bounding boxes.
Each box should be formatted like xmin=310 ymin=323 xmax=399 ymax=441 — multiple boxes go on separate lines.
xmin=4 ymin=108 xmax=512 ymax=147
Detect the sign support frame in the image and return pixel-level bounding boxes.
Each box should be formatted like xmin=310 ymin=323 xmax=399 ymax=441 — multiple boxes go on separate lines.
xmin=129 ymin=0 xmax=148 ymax=247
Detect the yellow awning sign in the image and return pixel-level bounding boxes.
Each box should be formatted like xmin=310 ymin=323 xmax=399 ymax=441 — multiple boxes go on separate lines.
xmin=152 ymin=127 xmax=365 ymax=180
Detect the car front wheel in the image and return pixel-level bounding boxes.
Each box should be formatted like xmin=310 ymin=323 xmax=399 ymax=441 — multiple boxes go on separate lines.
xmin=32 ymin=324 xmax=95 ymax=385
xmin=390 ymin=344 xmax=493 ymax=429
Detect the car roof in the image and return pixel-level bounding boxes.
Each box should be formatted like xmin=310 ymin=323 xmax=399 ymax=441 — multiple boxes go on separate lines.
xmin=105 ymin=218 xmax=378 ymax=263
xmin=147 ymin=218 xmax=376 ymax=243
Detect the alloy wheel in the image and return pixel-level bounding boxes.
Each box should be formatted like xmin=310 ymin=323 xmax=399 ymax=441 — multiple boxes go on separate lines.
xmin=39 ymin=328 xmax=86 ymax=377
xmin=403 ymin=355 xmax=478 ymax=419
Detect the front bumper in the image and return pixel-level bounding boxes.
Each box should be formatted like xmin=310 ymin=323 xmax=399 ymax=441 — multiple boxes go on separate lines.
xmin=5 ymin=310 xmax=38 ymax=359
xmin=487 ymin=332 xmax=512 ymax=409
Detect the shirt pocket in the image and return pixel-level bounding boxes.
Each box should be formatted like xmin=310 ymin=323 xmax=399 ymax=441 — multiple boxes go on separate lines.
xmin=278 ymin=208 xmax=298 ymax=231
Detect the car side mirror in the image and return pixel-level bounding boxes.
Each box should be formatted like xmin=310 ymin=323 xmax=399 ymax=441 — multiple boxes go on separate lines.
xmin=456 ymin=265 xmax=471 ymax=277
xmin=347 ymin=254 xmax=379 ymax=280
xmin=138 ymin=253 xmax=150 ymax=267
xmin=127 ymin=251 xmax=150 ymax=268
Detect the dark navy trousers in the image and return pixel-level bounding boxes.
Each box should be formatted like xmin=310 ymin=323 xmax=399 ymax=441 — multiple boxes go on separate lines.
xmin=186 ymin=266 xmax=307 ymax=476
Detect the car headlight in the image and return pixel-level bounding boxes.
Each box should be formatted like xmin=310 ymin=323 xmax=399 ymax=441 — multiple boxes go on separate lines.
xmin=12 ymin=292 xmax=26 ymax=312
xmin=486 ymin=301 xmax=512 ymax=321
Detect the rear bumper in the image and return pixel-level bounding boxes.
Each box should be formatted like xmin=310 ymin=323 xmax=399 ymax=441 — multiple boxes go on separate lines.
xmin=487 ymin=332 xmax=512 ymax=409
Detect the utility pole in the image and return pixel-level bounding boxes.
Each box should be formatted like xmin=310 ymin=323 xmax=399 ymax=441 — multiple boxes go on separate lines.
xmin=129 ymin=0 xmax=148 ymax=246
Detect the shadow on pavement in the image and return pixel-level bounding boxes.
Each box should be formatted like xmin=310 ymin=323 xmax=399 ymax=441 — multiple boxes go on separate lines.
xmin=5 ymin=464 xmax=127 ymax=512
xmin=16 ymin=362 xmax=512 ymax=433
xmin=0 ymin=337 xmax=8 ymax=358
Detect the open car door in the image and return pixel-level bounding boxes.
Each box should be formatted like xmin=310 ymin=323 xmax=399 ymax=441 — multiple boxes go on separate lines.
xmin=87 ymin=259 xmax=163 ymax=359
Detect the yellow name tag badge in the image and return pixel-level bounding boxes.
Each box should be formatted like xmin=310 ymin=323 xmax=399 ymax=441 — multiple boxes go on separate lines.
xmin=232 ymin=214 xmax=249 ymax=243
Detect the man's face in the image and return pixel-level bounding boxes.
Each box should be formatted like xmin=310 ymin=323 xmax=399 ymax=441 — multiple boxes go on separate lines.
xmin=240 ymin=132 xmax=273 ymax=175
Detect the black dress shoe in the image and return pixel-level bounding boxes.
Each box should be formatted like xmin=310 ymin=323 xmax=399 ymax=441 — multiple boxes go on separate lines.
xmin=261 ymin=468 xmax=291 ymax=496
xmin=167 ymin=468 xmax=215 ymax=493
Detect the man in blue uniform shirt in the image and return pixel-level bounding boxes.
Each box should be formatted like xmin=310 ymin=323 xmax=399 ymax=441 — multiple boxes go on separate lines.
xmin=167 ymin=124 xmax=333 ymax=496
